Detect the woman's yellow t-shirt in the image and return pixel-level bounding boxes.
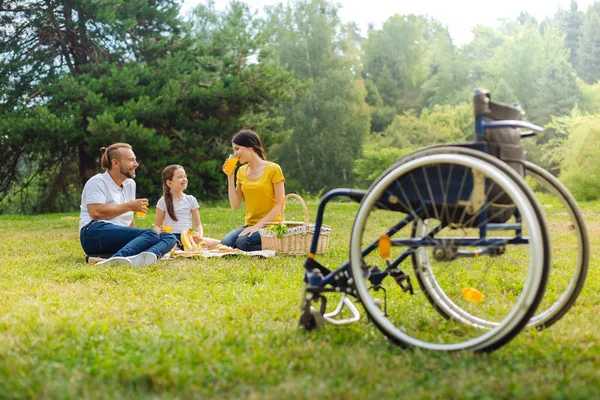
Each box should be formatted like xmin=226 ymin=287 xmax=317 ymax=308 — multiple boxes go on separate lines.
xmin=236 ymin=162 xmax=285 ymax=226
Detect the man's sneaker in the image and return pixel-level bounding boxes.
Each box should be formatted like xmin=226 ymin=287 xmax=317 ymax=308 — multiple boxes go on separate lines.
xmin=88 ymin=256 xmax=103 ymax=265
xmin=95 ymin=256 xmax=132 ymax=267
xmin=127 ymin=251 xmax=158 ymax=267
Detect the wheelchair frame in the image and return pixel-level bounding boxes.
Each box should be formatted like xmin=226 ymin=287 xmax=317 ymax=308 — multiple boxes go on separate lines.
xmin=298 ymin=89 xmax=589 ymax=352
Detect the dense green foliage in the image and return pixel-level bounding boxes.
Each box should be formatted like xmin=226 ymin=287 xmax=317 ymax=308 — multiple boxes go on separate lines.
xmin=0 ymin=0 xmax=299 ymax=213
xmin=2 ymin=0 xmax=600 ymax=214
xmin=556 ymin=110 xmax=600 ymax=199
xmin=265 ymin=0 xmax=369 ymax=192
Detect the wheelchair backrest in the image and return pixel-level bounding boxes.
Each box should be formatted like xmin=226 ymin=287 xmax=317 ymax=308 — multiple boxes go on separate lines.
xmin=473 ymin=89 xmax=525 ymax=177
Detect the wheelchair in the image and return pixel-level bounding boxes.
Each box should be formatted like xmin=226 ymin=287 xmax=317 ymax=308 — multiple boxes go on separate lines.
xmin=299 ymin=89 xmax=589 ymax=352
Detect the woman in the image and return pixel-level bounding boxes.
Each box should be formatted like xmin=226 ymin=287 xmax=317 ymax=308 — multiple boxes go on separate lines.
xmin=221 ymin=130 xmax=285 ymax=251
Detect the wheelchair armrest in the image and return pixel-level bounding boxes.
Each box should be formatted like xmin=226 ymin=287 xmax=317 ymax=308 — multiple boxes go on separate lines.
xmin=481 ymin=120 xmax=544 ymax=133
xmin=349 ymin=189 xmax=367 ymax=204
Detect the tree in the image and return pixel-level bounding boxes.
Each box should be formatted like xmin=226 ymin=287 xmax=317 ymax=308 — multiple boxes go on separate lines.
xmin=382 ymin=103 xmax=472 ymax=149
xmin=362 ymin=14 xmax=437 ymax=112
xmin=484 ymin=23 xmax=579 ymax=125
xmin=0 ymin=1 xmax=299 ymax=213
xmin=577 ymin=78 xmax=600 ymax=113
xmin=462 ymin=25 xmax=505 ymax=84
xmin=553 ymin=0 xmax=584 ymax=68
xmin=577 ymin=3 xmax=600 ymax=83
xmin=420 ymin=26 xmax=471 ymax=108
xmin=557 ymin=110 xmax=600 ymax=200
xmin=527 ymin=25 xmax=580 ymax=125
xmin=265 ymin=0 xmax=369 ymax=193
xmin=353 ymin=103 xmax=472 ymax=187
xmin=0 ymin=0 xmax=184 ymax=188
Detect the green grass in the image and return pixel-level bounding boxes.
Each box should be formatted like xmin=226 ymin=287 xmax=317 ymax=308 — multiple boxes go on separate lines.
xmin=0 ymin=200 xmax=599 ymax=399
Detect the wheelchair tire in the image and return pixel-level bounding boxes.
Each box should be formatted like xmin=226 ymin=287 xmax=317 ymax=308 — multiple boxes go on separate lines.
xmin=349 ymin=146 xmax=550 ymax=352
xmin=523 ymin=161 xmax=589 ymax=329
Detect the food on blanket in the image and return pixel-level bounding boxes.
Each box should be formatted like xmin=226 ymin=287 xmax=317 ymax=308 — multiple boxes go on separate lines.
xmin=181 ymin=229 xmax=208 ymax=252
xmin=169 ymin=250 xmax=194 ymax=258
xmin=216 ymin=244 xmax=236 ymax=253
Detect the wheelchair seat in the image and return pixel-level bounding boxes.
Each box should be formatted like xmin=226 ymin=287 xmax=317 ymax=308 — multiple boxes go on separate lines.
xmin=473 ymin=88 xmax=525 ymax=178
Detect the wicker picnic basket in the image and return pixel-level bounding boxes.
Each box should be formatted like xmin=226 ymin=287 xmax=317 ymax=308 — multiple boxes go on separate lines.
xmin=259 ymin=193 xmax=331 ymax=255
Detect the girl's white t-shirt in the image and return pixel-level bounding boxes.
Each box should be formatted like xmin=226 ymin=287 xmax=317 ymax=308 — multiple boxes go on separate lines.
xmin=156 ymin=194 xmax=199 ymax=234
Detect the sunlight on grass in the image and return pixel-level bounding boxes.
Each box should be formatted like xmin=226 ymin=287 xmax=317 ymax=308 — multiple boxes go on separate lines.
xmin=0 ymin=201 xmax=598 ymax=398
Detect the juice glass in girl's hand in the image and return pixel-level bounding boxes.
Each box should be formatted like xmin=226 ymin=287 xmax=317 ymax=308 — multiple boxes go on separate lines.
xmin=223 ymin=155 xmax=238 ymax=175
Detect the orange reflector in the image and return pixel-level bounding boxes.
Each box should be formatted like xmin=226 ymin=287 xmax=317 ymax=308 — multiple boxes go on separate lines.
xmin=461 ymin=287 xmax=484 ymax=302
xmin=379 ymin=234 xmax=391 ymax=259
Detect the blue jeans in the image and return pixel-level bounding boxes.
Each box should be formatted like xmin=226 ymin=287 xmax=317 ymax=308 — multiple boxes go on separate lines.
xmin=221 ymin=226 xmax=262 ymax=252
xmin=80 ymin=221 xmax=177 ymax=258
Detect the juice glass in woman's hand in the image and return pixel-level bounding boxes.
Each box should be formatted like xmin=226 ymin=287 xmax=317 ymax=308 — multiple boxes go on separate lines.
xmin=223 ymin=154 xmax=238 ymax=175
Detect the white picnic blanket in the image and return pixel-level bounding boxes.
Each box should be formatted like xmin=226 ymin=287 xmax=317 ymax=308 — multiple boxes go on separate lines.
xmin=161 ymin=249 xmax=276 ymax=260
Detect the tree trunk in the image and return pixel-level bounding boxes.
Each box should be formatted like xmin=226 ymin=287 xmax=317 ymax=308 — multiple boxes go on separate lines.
xmin=78 ymin=143 xmax=97 ymax=187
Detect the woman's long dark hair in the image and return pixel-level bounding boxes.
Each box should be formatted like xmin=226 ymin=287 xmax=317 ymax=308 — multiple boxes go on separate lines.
xmin=162 ymin=165 xmax=183 ymax=221
xmin=232 ymin=130 xmax=266 ymax=160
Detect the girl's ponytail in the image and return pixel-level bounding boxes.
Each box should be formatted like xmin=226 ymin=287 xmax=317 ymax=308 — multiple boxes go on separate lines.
xmin=163 ymin=182 xmax=177 ymax=222
xmin=161 ymin=165 xmax=183 ymax=221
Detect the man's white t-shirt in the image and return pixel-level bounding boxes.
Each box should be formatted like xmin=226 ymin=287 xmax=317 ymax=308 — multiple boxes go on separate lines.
xmin=156 ymin=194 xmax=199 ymax=234
xmin=79 ymin=172 xmax=136 ymax=231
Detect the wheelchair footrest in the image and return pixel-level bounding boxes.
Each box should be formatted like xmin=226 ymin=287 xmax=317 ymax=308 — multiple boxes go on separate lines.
xmin=323 ymin=294 xmax=361 ymax=325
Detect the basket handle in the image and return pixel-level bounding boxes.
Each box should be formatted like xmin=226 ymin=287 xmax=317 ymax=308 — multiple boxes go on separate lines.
xmin=280 ymin=193 xmax=309 ymax=225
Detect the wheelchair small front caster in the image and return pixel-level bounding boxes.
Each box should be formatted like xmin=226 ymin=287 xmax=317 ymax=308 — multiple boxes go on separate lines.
xmin=299 ymin=306 xmax=325 ymax=331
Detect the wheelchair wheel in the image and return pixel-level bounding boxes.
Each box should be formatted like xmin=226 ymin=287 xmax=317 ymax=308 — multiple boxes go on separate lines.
xmin=349 ymin=146 xmax=550 ymax=352
xmin=523 ymin=161 xmax=589 ymax=329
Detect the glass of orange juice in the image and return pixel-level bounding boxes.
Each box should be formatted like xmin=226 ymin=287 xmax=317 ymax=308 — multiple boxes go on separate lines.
xmin=223 ymin=154 xmax=238 ymax=175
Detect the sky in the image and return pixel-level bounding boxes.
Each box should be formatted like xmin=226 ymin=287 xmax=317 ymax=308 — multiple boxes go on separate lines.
xmin=181 ymin=0 xmax=595 ymax=45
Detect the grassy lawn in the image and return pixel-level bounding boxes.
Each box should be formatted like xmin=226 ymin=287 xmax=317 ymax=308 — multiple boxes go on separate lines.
xmin=0 ymin=198 xmax=598 ymax=399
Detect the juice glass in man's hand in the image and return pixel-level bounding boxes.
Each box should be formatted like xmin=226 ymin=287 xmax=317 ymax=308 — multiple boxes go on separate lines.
xmin=136 ymin=199 xmax=149 ymax=219
xmin=223 ymin=155 xmax=238 ymax=175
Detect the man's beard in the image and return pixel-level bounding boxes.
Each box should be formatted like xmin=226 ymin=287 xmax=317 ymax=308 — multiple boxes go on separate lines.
xmin=120 ymin=166 xmax=135 ymax=179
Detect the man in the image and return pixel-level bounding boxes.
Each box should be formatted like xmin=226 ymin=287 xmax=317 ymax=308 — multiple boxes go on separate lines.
xmin=79 ymin=142 xmax=177 ymax=266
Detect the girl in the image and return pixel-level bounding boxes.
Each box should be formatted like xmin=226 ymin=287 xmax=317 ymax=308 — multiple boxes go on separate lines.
xmin=154 ymin=165 xmax=219 ymax=249
xmin=221 ymin=130 xmax=285 ymax=251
